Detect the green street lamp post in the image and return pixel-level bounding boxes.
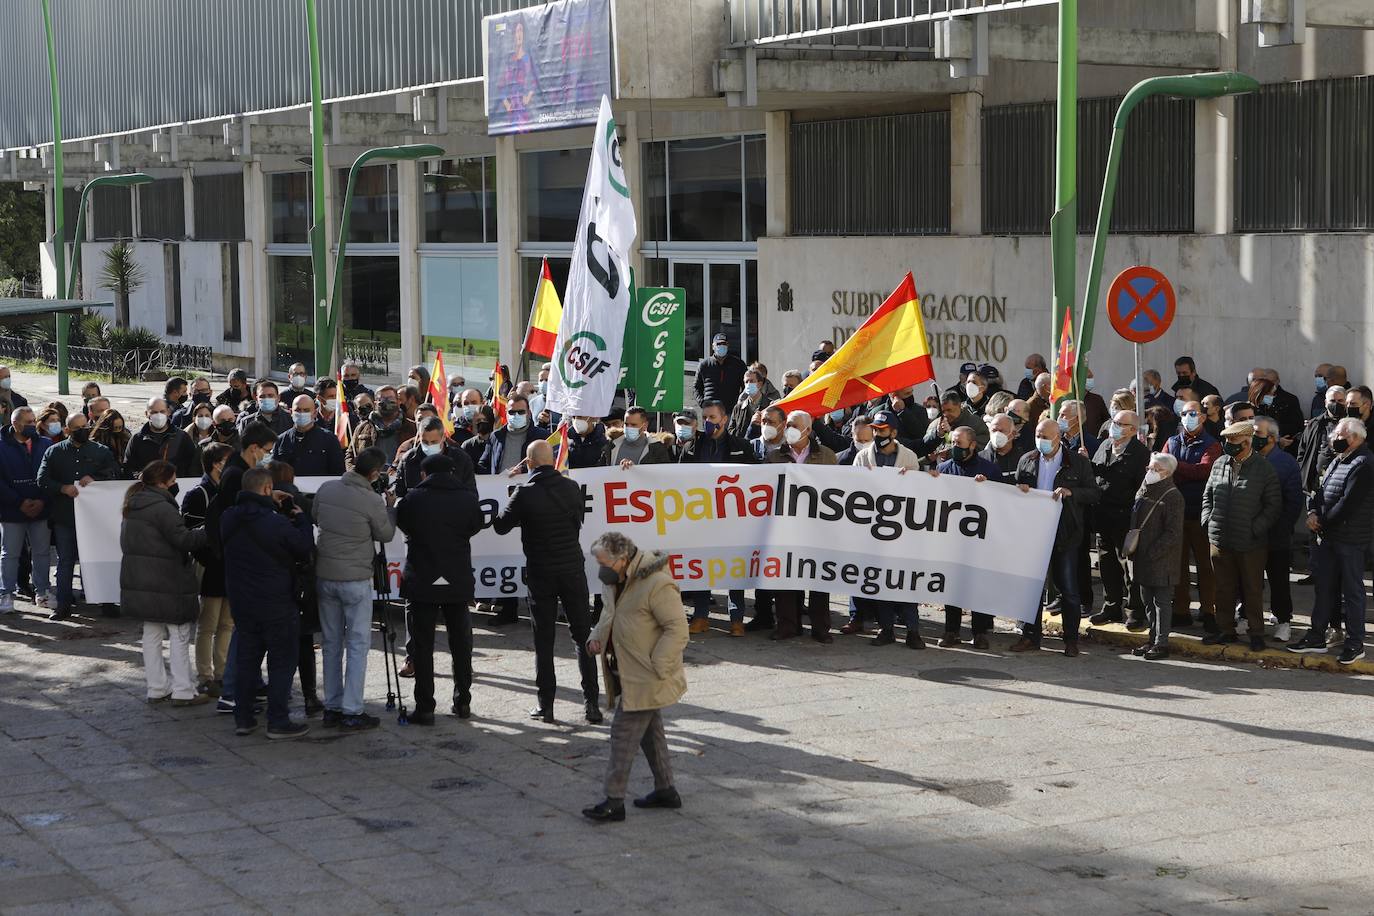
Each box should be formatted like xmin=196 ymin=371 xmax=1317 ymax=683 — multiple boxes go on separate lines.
xmin=1070 ymin=71 xmax=1260 ymax=394
xmin=65 ymin=173 xmax=153 ymax=300
xmin=1047 ymin=0 xmax=1077 ymax=419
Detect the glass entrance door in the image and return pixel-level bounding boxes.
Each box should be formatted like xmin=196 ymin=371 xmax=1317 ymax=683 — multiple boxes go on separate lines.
xmin=668 ymin=258 xmax=756 ymax=368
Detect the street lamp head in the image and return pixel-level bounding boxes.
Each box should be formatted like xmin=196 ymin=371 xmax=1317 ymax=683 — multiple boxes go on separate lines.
xmin=364 ymin=143 xmax=444 ymax=164
xmin=89 ymin=172 xmax=153 ymax=188
xmin=1116 ymin=71 xmax=1260 ymax=128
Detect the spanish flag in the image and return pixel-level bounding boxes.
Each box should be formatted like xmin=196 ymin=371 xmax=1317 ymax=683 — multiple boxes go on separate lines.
xmin=774 ymin=272 xmax=934 ymax=417
xmin=428 ymin=350 xmax=454 ymax=436
xmin=492 ymin=360 xmax=508 ymax=428
xmin=334 ymin=368 xmax=351 ymax=448
xmin=1051 ymin=308 xmax=1076 ymax=401
xmin=547 ymin=419 xmax=570 ymax=473
xmin=523 ymin=258 xmax=562 ymax=359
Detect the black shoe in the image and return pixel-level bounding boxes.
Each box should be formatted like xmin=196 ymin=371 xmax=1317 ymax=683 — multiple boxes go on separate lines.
xmin=303 ymin=693 xmax=324 ymax=717
xmin=1200 ymin=632 xmax=1238 ymax=645
xmin=584 ymin=700 xmax=603 ymax=724
xmin=529 ymin=705 xmax=554 ymax=724
xmin=581 ymin=799 xmax=625 ymax=822
xmin=48 ymin=607 xmax=71 ymax=621
xmin=906 ymin=631 xmax=926 ymax=650
xmin=1044 ymin=597 xmax=1062 ymax=616
xmin=321 ymin=708 xmax=344 ymax=728
xmin=743 ymin=615 xmax=775 ymax=632
xmin=1248 ymin=635 xmax=1267 ymax=653
xmin=452 ymin=699 xmax=471 ymax=719
xmin=1143 ymin=645 xmax=1170 ymax=660
xmin=234 ymin=720 xmax=258 ymax=737
xmin=1201 ymin=614 xmax=1221 ymax=635
xmin=1125 ymin=616 xmax=1149 ymax=633
xmin=409 ymin=711 xmax=435 ymax=726
xmin=266 ymin=722 xmax=310 ymax=740
xmin=1089 ymin=611 xmax=1121 ymax=626
xmin=871 ymin=629 xmax=896 ymax=646
xmin=1131 ymin=645 xmax=1149 ymax=657
xmin=339 ymin=712 xmax=380 ymax=731
xmin=1287 ymin=635 xmax=1329 ymax=654
xmin=1338 ymin=646 xmax=1366 ymax=666
xmin=633 ymin=787 xmax=682 ymax=810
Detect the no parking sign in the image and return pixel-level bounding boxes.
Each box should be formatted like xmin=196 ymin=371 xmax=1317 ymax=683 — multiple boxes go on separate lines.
xmin=1108 ymin=265 xmax=1176 ymax=344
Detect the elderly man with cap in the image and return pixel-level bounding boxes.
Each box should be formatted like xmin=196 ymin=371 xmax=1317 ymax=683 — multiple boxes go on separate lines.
xmin=1087 ymin=409 xmax=1150 ymax=629
xmin=694 ymin=333 xmax=748 ymax=408
xmin=961 ymin=367 xmax=996 ymax=416
xmin=1288 ymin=417 xmax=1373 ymax=664
xmin=1200 ymin=418 xmax=1281 ymax=651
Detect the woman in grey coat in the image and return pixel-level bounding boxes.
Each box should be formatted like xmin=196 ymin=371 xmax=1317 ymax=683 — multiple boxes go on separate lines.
xmin=120 ymin=460 xmax=211 ymax=705
xmin=1128 ymin=452 xmax=1185 ymax=659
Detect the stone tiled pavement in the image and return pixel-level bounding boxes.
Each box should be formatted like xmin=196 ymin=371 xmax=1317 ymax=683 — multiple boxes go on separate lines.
xmin=3 ymin=594 xmax=1373 ymax=916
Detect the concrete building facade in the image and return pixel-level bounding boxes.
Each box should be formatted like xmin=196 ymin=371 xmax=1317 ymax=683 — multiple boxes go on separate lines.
xmin=5 ymin=0 xmax=1373 ymax=403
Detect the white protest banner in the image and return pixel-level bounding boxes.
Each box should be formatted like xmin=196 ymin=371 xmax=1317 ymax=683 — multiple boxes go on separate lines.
xmin=74 ymin=465 xmax=1058 ymax=623
xmin=544 ymin=95 xmax=637 ymax=419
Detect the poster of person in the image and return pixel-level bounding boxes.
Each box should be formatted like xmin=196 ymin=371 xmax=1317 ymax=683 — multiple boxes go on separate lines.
xmin=484 ymin=0 xmax=611 ymax=136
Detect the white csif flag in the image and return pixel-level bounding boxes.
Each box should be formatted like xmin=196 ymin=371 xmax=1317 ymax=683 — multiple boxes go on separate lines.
xmin=544 ymin=96 xmax=637 ymax=419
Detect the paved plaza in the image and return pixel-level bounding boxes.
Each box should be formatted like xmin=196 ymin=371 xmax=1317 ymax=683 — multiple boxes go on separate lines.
xmin=1 ymin=595 xmax=1372 ymax=916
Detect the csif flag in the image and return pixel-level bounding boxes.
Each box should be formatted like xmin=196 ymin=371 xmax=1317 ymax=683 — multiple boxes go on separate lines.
xmin=544 ymin=95 xmax=637 ymax=419
xmin=523 ymin=258 xmax=563 ymax=359
xmin=1051 ymin=308 xmax=1076 ymax=401
xmin=428 ymin=350 xmax=454 ymax=436
xmin=774 ymin=272 xmax=934 ymax=418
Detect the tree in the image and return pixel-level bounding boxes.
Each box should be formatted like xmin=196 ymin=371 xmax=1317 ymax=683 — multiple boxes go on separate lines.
xmin=99 ymin=240 xmax=145 ymax=329
xmin=0 ymin=183 xmax=45 ymax=282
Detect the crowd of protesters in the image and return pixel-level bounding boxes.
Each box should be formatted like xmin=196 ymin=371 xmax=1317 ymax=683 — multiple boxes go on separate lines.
xmin=0 ymin=340 xmax=1367 ymax=756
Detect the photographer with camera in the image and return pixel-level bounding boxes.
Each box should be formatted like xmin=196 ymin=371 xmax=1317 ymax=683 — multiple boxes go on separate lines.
xmin=220 ymin=467 xmax=314 ymax=739
xmin=312 ymin=447 xmax=397 ymax=731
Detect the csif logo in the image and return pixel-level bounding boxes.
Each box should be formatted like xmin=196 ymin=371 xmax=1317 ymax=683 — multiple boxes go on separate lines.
xmin=641 ymin=291 xmax=681 ymax=328
xmin=558 ymin=330 xmax=613 ymax=389
xmin=604 ymin=118 xmax=629 ymax=199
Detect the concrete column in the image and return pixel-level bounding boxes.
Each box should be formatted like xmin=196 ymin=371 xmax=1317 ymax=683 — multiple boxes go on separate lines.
xmin=396 ymin=158 xmax=423 ymax=371
xmin=494 ymin=134 xmax=523 ymax=371
xmin=242 ymin=161 xmax=271 ymax=375
xmin=182 ymin=169 xmax=195 ymax=239
xmin=764 ymin=110 xmax=790 ymax=237
xmin=950 ymin=84 xmax=984 ymax=236
xmin=1195 ymin=0 xmax=1237 ymax=234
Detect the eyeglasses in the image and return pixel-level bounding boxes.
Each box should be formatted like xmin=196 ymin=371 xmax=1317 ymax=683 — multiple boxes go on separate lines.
xmin=1181 ymin=410 xmax=1199 ymax=418
xmin=509 ymin=410 xmax=528 ymax=416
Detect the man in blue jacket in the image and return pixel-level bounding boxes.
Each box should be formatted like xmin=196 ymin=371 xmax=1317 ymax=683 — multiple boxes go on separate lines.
xmin=931 ymin=425 xmax=1005 ymax=648
xmin=1255 ymin=416 xmax=1303 ymax=642
xmin=0 ymin=406 xmax=51 ymax=613
xmin=220 ymin=467 xmax=315 ymax=738
xmin=272 ymin=393 xmax=346 ymax=478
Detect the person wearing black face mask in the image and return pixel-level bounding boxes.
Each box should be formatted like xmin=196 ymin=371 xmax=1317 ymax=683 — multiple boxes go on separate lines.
xmin=929 ymin=426 xmax=1004 ymax=649
xmin=1171 ymin=356 xmax=1219 ymax=400
xmin=347 ymin=387 xmax=415 ymax=470
xmin=1299 ymin=385 xmax=1347 ymax=493
xmin=339 ymin=361 xmax=374 ymax=403
xmin=37 ymin=413 xmax=119 ymax=620
xmin=171 ymin=377 xmax=214 ymax=429
xmin=1200 ymin=421 xmax=1280 ymax=652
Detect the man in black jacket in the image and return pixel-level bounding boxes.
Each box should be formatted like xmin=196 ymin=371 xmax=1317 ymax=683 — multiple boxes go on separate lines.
xmin=1289 ymin=417 xmax=1373 ymax=665
xmin=1087 ymin=410 xmax=1150 ymax=629
xmin=395 ymin=417 xmax=475 ymax=498
xmin=1171 ymin=356 xmax=1219 ymax=400
xmin=125 ymin=397 xmax=197 ymax=477
xmin=220 ymin=467 xmax=315 ymax=739
xmin=1011 ymin=418 xmax=1102 ymax=656
xmin=272 ymin=394 xmax=345 ymax=478
xmin=492 ymin=440 xmax=601 ymax=724
xmin=236 ymin=380 xmax=292 ymax=437
xmin=685 ymin=399 xmax=755 ymax=635
xmin=693 ymin=332 xmax=747 ymax=407
xmin=1298 ymin=385 xmax=1346 ymax=493
xmin=396 ymin=454 xmax=485 ymax=722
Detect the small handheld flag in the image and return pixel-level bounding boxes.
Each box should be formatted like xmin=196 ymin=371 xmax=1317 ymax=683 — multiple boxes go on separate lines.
xmin=524 ymin=258 xmax=563 ymax=359
xmin=334 ymin=369 xmax=351 ymax=448
xmin=492 ymin=361 xmax=509 ymax=428
xmin=429 ymin=350 xmax=454 ymax=435
xmin=1051 ymin=309 xmax=1076 ymax=401
xmin=547 ymin=419 xmax=570 ymax=473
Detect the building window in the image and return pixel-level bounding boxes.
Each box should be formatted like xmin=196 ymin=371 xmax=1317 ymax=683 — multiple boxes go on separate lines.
xmin=421 ymin=255 xmax=500 ymax=380
xmin=521 ymin=148 xmax=591 ymax=242
xmin=139 ymin=178 xmax=186 ymax=240
xmin=270 ymin=172 xmax=311 ymax=245
xmin=1235 ymin=76 xmax=1374 ymax=232
xmin=982 ymin=95 xmax=1194 ymax=235
xmin=339 ymin=256 xmax=401 ymax=348
xmin=222 ymin=244 xmax=242 ymax=342
xmin=194 ymin=172 xmax=246 ymax=241
xmin=642 ymin=134 xmax=767 ymax=243
xmin=163 ymin=244 xmax=182 ymax=336
xmin=270 ymin=255 xmax=314 ymax=372
xmin=337 ymin=164 xmax=399 ymax=244
xmin=790 ymin=112 xmax=950 ymax=236
xmin=91 ymin=186 xmax=133 ymax=240
xmin=424 ymin=157 xmax=497 ymax=243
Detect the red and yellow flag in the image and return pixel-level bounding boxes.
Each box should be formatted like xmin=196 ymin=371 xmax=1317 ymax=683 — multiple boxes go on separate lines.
xmin=334 ymin=368 xmax=351 ymax=448
xmin=1051 ymin=309 xmax=1076 ymax=401
xmin=492 ymin=360 xmax=509 ymax=428
xmin=547 ymin=419 xmax=570 ymax=473
xmin=523 ymin=258 xmax=562 ymax=359
xmin=428 ymin=350 xmax=454 ymax=435
xmin=774 ymin=272 xmax=934 ymax=417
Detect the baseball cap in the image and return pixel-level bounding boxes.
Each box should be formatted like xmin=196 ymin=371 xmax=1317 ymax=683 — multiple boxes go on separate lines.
xmin=712 ymin=332 xmax=729 ymax=344
xmin=958 ymin=361 xmax=978 ymax=377
xmin=978 ymin=363 xmax=999 ymax=380
xmin=870 ymin=409 xmax=898 ymax=429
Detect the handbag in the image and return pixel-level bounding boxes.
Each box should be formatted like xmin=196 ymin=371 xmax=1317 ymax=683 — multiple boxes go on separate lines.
xmin=1122 ymin=492 xmax=1166 ymax=559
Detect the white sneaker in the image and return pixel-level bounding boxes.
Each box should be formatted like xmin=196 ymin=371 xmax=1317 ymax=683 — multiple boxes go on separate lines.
xmin=0 ymin=594 xmax=13 ymax=613
xmin=1268 ymin=613 xmax=1280 ymax=628
xmin=1235 ymin=618 xmax=1249 ymax=636
xmin=33 ymin=593 xmax=51 ymax=609
xmin=1273 ymin=622 xmax=1292 ymax=642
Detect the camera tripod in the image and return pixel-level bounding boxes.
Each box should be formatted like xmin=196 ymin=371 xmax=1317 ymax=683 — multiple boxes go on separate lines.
xmin=373 ymin=545 xmax=409 ymax=725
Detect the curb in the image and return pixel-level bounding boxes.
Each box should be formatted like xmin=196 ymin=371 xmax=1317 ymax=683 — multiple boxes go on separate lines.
xmin=1085 ymin=623 xmax=1374 ymax=675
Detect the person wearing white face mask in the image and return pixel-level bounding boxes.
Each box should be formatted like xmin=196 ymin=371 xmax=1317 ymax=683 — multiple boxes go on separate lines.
xmin=767 ymin=410 xmax=837 ymax=643
xmin=981 ymin=412 xmax=1030 ymax=476
xmin=125 ymin=396 xmax=196 ymax=478
xmin=1127 ymin=453 xmax=1184 ymax=659
xmin=184 ymin=405 xmax=217 ymax=474
xmin=748 ymin=404 xmax=787 ymax=463
xmin=452 ymin=388 xmax=485 ymax=438
xmin=395 ymin=416 xmax=475 ymax=499
xmin=286 ymin=362 xmax=315 ymax=399
xmin=270 ymin=394 xmax=345 ymax=478
xmin=480 ymin=394 xmax=549 ymax=476
xmin=237 ymin=380 xmax=293 ymax=437
xmin=564 ymin=416 xmax=609 ymax=470
xmin=608 ymin=407 xmax=672 ymax=468
xmin=962 ymin=370 xmax=990 ymax=413
xmin=1162 ymin=399 xmax=1222 ymax=630
xmin=729 ymin=368 xmax=773 ymax=440
xmin=1087 ymin=410 xmax=1150 ymax=631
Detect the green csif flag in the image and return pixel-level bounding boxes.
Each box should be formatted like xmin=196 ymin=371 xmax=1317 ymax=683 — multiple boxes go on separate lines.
xmin=619 ymin=286 xmax=685 ymax=412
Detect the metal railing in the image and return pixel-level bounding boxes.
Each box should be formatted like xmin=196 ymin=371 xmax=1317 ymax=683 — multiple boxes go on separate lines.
xmin=726 ymin=0 xmax=1057 ymax=50
xmin=0 ymin=336 xmax=212 ymax=381
xmin=342 ymin=337 xmax=390 ymax=376
xmin=159 ymin=343 xmax=214 ymax=374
